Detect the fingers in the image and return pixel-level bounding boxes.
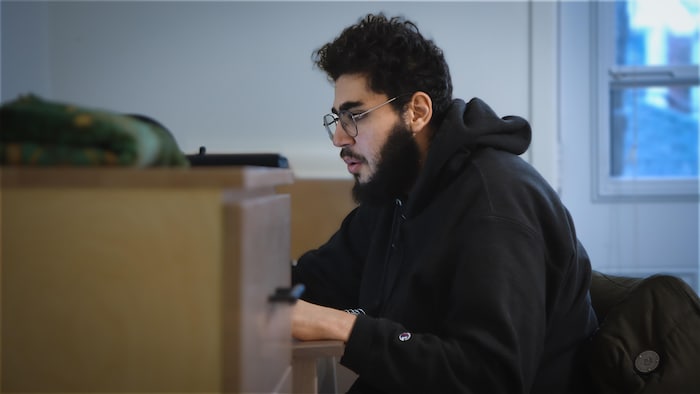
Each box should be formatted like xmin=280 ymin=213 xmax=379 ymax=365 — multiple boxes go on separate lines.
xmin=291 ymin=300 xmax=357 ymax=342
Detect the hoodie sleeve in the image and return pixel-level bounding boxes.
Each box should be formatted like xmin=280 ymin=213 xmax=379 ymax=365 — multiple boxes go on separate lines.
xmin=339 ymin=200 xmax=595 ymax=392
xmin=292 ymin=205 xmax=374 ymax=309
xmin=340 ymin=216 xmax=551 ymax=393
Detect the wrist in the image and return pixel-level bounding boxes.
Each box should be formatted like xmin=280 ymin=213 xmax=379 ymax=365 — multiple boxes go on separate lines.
xmin=326 ymin=308 xmax=357 ymax=342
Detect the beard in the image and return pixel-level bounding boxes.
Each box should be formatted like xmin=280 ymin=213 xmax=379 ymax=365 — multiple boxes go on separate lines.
xmin=348 ymin=122 xmax=422 ymax=205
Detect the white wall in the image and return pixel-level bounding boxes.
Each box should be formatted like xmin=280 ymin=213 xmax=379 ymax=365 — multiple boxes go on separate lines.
xmin=1 ymin=1 xmax=51 ymax=97
xmin=558 ymin=1 xmax=699 ymax=290
xmin=2 ymin=1 xmax=557 ymax=181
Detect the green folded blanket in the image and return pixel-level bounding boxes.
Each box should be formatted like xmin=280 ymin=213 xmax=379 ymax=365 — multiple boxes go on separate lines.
xmin=0 ymin=94 xmax=189 ymax=167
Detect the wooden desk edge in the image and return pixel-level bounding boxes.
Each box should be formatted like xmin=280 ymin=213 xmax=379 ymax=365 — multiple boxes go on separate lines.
xmin=293 ymin=340 xmax=345 ymax=360
xmin=0 ymin=166 xmax=294 ymax=189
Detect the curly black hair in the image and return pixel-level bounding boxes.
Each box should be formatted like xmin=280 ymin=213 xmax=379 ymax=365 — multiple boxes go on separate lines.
xmin=313 ymin=13 xmax=453 ymax=129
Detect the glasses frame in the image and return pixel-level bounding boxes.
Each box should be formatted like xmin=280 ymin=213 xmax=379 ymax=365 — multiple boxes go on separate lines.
xmin=323 ymin=95 xmax=402 ymax=141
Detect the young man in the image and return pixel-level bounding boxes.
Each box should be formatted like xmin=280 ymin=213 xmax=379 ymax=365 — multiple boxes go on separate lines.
xmin=292 ymin=14 xmax=598 ymax=393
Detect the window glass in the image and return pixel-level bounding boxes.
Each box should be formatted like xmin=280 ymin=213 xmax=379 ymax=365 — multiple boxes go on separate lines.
xmin=611 ymin=0 xmax=699 ymax=180
xmin=611 ymin=85 xmax=698 ymax=178
xmin=617 ymin=0 xmax=699 ymax=66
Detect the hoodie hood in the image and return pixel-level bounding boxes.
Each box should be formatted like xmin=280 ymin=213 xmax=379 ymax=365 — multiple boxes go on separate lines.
xmin=406 ymin=98 xmax=532 ymax=215
xmin=435 ymin=97 xmax=531 ymax=161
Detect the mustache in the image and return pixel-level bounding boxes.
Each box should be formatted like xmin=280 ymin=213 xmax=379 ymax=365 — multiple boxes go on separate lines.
xmin=340 ymin=148 xmax=366 ymax=163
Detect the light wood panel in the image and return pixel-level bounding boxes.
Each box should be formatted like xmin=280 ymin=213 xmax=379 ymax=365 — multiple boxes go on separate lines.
xmin=1 ymin=167 xmax=293 ymax=393
xmin=277 ymin=178 xmax=356 ymax=260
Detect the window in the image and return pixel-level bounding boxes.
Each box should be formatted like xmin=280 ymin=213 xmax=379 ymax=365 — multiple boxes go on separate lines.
xmin=594 ymin=0 xmax=699 ymax=200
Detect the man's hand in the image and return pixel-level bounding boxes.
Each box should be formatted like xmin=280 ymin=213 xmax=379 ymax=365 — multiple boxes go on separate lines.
xmin=292 ymin=299 xmax=357 ymax=342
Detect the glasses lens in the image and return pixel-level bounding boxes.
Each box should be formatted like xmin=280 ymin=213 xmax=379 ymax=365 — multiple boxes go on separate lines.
xmin=323 ymin=114 xmax=337 ymax=139
xmin=339 ymin=111 xmax=357 ymax=137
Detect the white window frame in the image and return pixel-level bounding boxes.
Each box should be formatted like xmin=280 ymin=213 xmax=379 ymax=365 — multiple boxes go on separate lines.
xmin=592 ymin=1 xmax=699 ymax=202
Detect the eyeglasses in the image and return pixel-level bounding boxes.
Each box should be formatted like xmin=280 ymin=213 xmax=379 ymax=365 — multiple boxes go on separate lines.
xmin=322 ymin=96 xmax=401 ymax=141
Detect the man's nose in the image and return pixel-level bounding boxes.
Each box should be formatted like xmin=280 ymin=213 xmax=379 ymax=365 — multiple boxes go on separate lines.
xmin=332 ymin=127 xmax=355 ymax=148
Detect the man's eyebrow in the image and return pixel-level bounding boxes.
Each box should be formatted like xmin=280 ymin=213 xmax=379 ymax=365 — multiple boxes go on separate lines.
xmin=332 ymin=100 xmax=364 ymax=114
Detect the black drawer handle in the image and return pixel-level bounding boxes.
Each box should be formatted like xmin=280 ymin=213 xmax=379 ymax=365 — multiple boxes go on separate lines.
xmin=268 ymin=284 xmax=305 ymax=303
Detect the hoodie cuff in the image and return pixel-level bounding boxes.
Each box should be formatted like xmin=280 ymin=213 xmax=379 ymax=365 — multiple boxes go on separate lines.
xmin=340 ymin=313 xmax=374 ymax=372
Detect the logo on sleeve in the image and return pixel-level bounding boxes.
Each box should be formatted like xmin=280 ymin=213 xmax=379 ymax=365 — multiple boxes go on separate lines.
xmin=398 ymin=332 xmax=411 ymax=342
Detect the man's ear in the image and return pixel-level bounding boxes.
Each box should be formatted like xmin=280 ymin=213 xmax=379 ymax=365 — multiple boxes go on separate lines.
xmin=405 ymin=92 xmax=433 ymax=134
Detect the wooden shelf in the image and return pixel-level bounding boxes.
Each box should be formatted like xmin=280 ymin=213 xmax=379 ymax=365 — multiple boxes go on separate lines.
xmin=0 ymin=166 xmax=293 ymax=189
xmin=1 ymin=165 xmax=294 ymax=392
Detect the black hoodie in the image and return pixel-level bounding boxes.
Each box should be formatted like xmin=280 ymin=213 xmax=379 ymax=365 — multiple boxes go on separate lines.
xmin=293 ymin=98 xmax=599 ymax=393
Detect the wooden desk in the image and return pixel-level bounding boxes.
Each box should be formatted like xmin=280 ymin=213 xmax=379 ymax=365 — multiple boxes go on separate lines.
xmin=293 ymin=340 xmax=345 ymax=394
xmin=1 ymin=167 xmax=293 ymax=393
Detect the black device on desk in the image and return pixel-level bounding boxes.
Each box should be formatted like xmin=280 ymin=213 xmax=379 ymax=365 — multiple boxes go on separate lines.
xmin=186 ymin=146 xmax=289 ymax=168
